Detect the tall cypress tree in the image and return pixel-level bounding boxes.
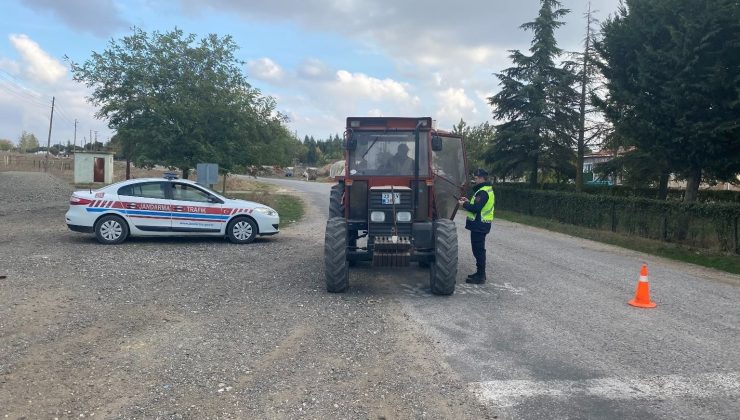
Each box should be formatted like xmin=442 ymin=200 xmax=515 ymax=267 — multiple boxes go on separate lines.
xmin=487 ymin=0 xmax=579 ymax=187
xmin=595 ymin=0 xmax=740 ymax=202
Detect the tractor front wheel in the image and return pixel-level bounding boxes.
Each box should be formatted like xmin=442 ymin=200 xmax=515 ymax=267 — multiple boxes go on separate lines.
xmin=324 ymin=217 xmax=349 ymax=292
xmin=429 ymin=219 xmax=457 ymax=295
xmin=329 ymin=183 xmax=344 ymax=219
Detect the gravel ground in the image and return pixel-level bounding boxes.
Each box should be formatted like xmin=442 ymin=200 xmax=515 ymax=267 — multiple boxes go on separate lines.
xmin=0 ymin=171 xmax=74 ymax=214
xmin=0 ymin=171 xmax=493 ymax=419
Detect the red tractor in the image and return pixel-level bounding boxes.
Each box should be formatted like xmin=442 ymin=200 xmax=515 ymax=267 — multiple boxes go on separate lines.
xmin=324 ymin=117 xmax=469 ymax=295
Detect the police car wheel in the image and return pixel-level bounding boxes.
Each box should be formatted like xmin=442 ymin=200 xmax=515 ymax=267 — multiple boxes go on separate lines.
xmin=94 ymin=215 xmax=129 ymax=245
xmin=227 ymin=217 xmax=257 ymax=244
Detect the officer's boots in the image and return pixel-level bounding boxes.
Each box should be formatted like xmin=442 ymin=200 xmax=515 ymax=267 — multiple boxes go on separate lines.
xmin=465 ymin=269 xmax=486 ymax=284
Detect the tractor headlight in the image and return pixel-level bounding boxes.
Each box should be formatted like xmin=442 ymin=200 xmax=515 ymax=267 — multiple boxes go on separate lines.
xmin=396 ymin=211 xmax=412 ymax=222
xmin=370 ymin=211 xmax=385 ymax=222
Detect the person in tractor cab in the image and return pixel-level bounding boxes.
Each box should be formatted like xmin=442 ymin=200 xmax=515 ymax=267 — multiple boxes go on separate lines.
xmin=384 ymin=143 xmax=414 ymax=175
xmin=458 ymin=168 xmax=495 ymax=284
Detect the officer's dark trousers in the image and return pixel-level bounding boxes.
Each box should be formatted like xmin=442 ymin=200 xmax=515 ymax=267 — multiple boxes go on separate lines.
xmin=470 ymin=231 xmax=488 ymax=272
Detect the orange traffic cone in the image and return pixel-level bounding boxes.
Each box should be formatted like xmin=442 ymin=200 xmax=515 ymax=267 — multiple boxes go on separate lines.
xmin=628 ymin=263 xmax=656 ymax=308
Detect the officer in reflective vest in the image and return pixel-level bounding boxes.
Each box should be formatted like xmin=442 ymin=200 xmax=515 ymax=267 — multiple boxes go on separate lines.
xmin=458 ymin=168 xmax=495 ymax=284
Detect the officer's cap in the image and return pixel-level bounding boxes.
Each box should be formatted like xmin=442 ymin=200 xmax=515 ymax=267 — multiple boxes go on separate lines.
xmin=473 ymin=168 xmax=489 ymax=177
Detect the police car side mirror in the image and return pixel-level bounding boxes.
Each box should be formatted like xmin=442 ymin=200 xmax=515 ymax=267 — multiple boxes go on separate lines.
xmin=431 ymin=136 xmax=443 ymax=151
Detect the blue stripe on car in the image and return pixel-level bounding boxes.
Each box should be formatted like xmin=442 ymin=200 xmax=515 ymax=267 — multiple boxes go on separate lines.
xmin=170 ymin=213 xmax=228 ymax=221
xmin=85 ymin=207 xmax=229 ymax=221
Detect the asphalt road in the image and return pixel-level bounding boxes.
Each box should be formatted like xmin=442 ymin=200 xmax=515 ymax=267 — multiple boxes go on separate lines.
xmin=260 ymin=176 xmax=740 ymax=420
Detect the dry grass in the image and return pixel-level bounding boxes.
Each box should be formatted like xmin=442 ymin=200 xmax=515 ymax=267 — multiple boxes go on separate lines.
xmin=1 ymin=152 xmax=246 ymax=188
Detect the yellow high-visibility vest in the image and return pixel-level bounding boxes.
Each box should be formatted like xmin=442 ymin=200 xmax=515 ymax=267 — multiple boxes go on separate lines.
xmin=466 ymin=185 xmax=495 ymax=222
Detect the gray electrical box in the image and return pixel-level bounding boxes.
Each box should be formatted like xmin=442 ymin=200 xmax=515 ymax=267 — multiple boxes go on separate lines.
xmin=196 ymin=163 xmax=219 ymax=187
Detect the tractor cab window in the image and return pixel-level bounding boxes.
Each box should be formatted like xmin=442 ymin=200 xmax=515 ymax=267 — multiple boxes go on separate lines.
xmin=432 ymin=136 xmax=467 ymax=219
xmin=432 ymin=136 xmax=466 ymax=185
xmin=348 ymin=132 xmax=428 ymax=176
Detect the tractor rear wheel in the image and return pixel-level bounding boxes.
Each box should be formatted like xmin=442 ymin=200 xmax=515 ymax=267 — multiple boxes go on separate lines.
xmin=329 ymin=183 xmax=344 ymax=218
xmin=324 ymin=217 xmax=349 ymax=292
xmin=429 ymin=219 xmax=457 ymax=295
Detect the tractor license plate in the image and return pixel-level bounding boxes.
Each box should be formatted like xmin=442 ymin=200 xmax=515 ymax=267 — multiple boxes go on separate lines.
xmin=381 ymin=192 xmax=401 ymax=205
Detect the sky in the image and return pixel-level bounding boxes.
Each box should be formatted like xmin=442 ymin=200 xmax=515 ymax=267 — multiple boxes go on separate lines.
xmin=0 ymin=0 xmax=621 ymax=147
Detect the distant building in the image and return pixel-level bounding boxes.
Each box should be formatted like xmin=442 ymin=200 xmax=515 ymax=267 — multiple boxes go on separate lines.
xmin=74 ymin=151 xmax=114 ymax=184
xmin=583 ymin=149 xmax=618 ymax=185
xmin=583 ymin=148 xmax=739 ymax=191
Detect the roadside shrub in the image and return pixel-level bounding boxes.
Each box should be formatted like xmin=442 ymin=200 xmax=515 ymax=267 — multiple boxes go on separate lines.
xmin=494 ymin=186 xmax=740 ymax=253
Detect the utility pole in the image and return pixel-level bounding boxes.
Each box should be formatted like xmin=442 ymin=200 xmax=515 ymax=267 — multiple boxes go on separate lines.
xmin=45 ymin=96 xmax=55 ymax=172
xmin=73 ymin=119 xmax=77 ymax=151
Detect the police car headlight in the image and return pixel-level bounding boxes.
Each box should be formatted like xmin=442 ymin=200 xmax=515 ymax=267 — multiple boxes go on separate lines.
xmin=253 ymin=207 xmax=277 ymax=217
xmin=370 ymin=211 xmax=385 ymax=222
xmin=396 ymin=211 xmax=412 ymax=222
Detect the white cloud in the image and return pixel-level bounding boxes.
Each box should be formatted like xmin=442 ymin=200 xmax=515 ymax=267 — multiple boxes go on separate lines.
xmin=435 ymin=87 xmax=477 ymax=122
xmin=9 ymin=34 xmax=66 ymax=84
xmin=334 ymin=70 xmax=415 ymax=103
xmin=297 ymin=58 xmax=333 ymax=81
xmin=20 ymin=0 xmax=127 ymax=37
xmin=180 ymin=0 xmax=621 ymax=136
xmin=0 ymin=35 xmax=112 ymax=145
xmin=474 ymin=89 xmax=493 ymax=105
xmin=246 ymin=57 xmax=285 ymax=83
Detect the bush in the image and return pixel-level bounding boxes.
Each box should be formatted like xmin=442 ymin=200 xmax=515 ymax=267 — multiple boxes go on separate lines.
xmin=495 ymin=185 xmax=740 ymax=253
xmin=496 ymin=182 xmax=740 ymax=203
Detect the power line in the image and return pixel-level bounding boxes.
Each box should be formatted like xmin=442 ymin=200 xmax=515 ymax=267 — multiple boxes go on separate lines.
xmin=0 ymin=70 xmax=112 ymax=146
xmin=0 ymin=80 xmax=51 ymax=109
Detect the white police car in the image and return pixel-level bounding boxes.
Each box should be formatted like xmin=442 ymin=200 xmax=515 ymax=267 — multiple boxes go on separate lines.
xmin=65 ymin=175 xmax=279 ymax=244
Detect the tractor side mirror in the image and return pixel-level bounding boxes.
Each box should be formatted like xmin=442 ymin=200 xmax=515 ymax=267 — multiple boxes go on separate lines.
xmin=431 ymin=136 xmax=443 ymax=151
xmin=346 ymin=135 xmax=357 ymax=150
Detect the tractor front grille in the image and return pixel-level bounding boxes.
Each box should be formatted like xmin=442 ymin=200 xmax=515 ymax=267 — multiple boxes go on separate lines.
xmin=368 ymin=188 xmax=413 ymax=237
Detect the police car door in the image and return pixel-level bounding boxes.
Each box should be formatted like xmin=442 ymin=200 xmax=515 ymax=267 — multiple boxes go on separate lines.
xmin=170 ymin=182 xmax=223 ymax=233
xmin=116 ymin=181 xmax=172 ymax=232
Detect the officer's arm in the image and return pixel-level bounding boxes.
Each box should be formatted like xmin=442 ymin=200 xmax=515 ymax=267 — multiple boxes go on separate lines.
xmin=462 ymin=191 xmax=488 ymax=213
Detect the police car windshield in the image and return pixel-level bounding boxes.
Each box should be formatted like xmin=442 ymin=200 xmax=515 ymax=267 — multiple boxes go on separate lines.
xmin=196 ymin=183 xmax=225 ymax=199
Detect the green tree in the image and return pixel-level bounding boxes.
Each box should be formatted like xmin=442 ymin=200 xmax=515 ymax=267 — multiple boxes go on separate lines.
xmin=487 ymin=0 xmax=579 ymax=187
xmin=453 ymin=119 xmax=495 ymax=176
xmin=595 ymin=0 xmax=740 ymax=202
xmin=49 ymin=143 xmax=65 ymax=156
xmin=18 ymin=131 xmax=39 ymax=153
xmin=69 ymin=28 xmax=288 ymax=179
xmin=0 ymin=139 xmax=12 ymax=151
xmin=316 ymin=134 xmax=343 ymax=164
xmin=305 ymin=136 xmax=318 ymax=165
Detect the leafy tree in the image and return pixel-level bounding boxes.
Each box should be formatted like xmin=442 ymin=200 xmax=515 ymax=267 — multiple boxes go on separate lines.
xmin=487 ymin=0 xmax=579 ymax=187
xmin=595 ymin=0 xmax=740 ymax=202
xmin=0 ymin=139 xmax=12 ymax=151
xmin=453 ymin=119 xmax=495 ymax=177
xmin=315 ymin=134 xmax=343 ymax=164
xmin=18 ymin=131 xmax=39 ymax=153
xmin=238 ymin=109 xmax=300 ymax=167
xmin=69 ymin=28 xmax=291 ymax=179
xmin=49 ymin=143 xmax=66 ymax=156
